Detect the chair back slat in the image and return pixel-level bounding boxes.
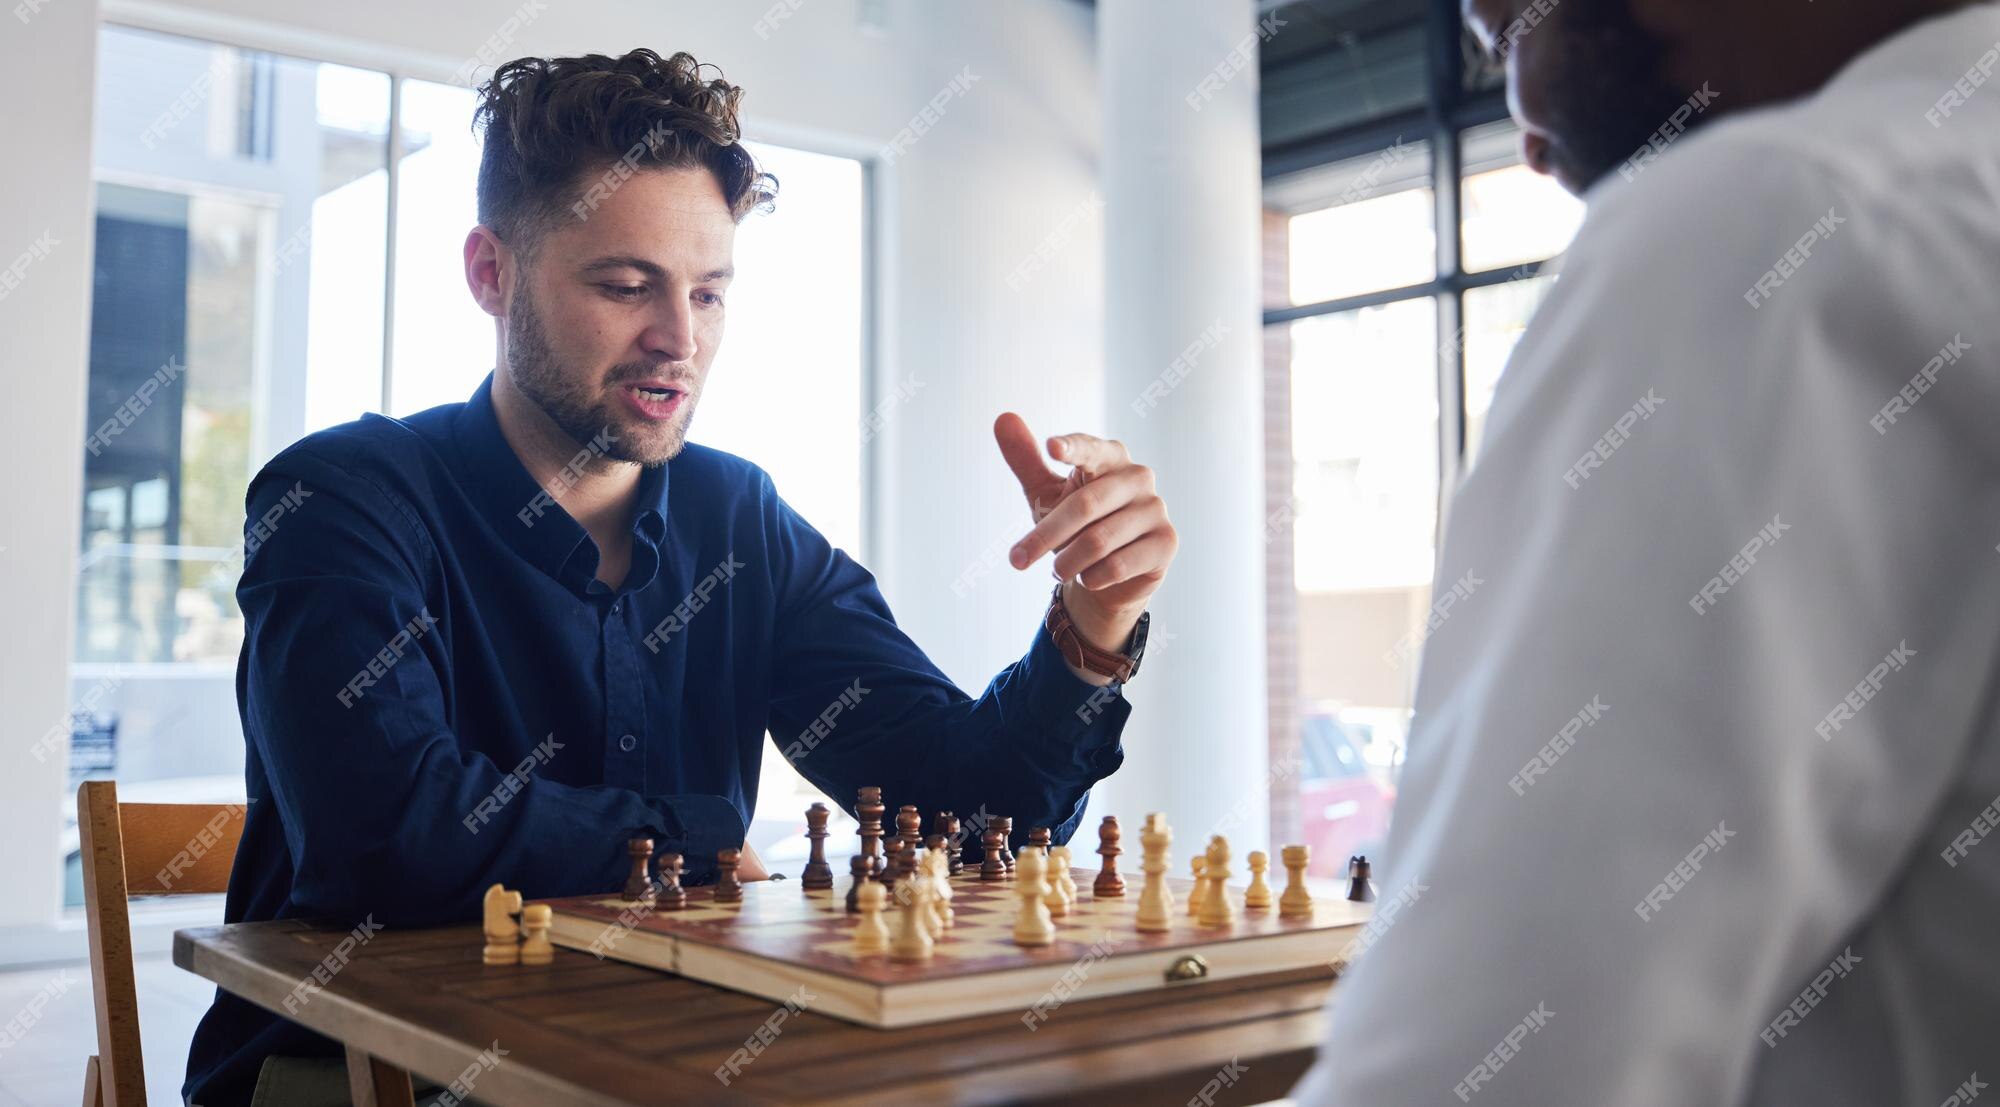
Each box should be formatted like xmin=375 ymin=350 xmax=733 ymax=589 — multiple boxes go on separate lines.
xmin=120 ymin=802 xmax=246 ymax=896
xmin=78 ymin=781 xmax=148 ymax=1107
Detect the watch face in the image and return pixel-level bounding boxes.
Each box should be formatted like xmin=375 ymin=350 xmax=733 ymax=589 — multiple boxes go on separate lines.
xmin=1126 ymin=612 xmax=1150 ymax=676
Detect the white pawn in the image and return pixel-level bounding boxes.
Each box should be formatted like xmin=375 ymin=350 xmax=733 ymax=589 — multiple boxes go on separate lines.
xmin=1044 ymin=845 xmax=1076 ymax=916
xmin=1135 ymin=813 xmax=1174 ymax=933
xmin=1197 ymin=835 xmax=1236 ymax=929
xmin=1187 ymin=854 xmax=1208 ymax=917
xmin=1245 ymin=850 xmax=1274 ymax=910
xmin=1013 ymin=846 xmax=1056 ymax=947
xmin=853 ymin=881 xmax=890 ymax=954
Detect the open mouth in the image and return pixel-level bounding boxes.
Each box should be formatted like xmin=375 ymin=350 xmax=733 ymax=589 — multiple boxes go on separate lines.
xmin=622 ymin=382 xmax=687 ymax=421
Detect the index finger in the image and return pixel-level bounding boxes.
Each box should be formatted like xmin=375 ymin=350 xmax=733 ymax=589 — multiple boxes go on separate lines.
xmin=995 ymin=412 xmax=1059 ymax=493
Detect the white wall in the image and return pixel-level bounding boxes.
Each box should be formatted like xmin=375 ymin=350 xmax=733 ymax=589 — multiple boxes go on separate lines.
xmin=0 ymin=0 xmax=1108 ymax=946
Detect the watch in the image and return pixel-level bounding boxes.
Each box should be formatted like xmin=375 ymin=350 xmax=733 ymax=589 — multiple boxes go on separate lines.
xmin=1044 ymin=584 xmax=1149 ymax=683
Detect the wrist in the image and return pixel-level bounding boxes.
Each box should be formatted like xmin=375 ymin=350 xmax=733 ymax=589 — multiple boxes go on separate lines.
xmin=1047 ymin=582 xmax=1147 ymax=684
xmin=1060 ymin=580 xmax=1142 ymax=653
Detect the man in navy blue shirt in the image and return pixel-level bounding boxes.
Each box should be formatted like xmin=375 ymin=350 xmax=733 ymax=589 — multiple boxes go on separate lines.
xmin=185 ymin=47 xmax=1176 ymax=1106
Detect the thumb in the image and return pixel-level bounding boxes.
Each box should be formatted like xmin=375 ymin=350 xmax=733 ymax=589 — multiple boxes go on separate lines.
xmin=993 ymin=412 xmax=1058 ymax=492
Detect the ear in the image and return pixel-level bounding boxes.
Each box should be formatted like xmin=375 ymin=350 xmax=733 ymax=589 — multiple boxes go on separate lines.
xmin=464 ymin=226 xmax=515 ymax=318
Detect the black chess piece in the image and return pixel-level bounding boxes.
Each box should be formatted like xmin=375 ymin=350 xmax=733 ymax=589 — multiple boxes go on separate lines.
xmin=802 ymin=802 xmax=834 ymax=889
xmin=846 ymin=855 xmax=871 ymax=913
xmin=1346 ymin=854 xmax=1377 ymax=903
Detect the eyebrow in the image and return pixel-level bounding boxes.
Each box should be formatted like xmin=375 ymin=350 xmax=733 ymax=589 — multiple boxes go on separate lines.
xmin=578 ymin=255 xmax=734 ymax=282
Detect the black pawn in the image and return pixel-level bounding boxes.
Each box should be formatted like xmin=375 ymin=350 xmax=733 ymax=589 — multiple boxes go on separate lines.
xmin=846 ymin=855 xmax=871 ymax=913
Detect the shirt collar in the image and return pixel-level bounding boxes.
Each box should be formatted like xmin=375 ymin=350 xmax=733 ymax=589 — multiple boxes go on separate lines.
xmin=452 ymin=373 xmax=671 ymax=595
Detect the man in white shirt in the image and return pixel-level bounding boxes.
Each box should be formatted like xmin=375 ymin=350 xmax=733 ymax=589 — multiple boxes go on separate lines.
xmin=1294 ymin=2 xmax=2000 ymax=1104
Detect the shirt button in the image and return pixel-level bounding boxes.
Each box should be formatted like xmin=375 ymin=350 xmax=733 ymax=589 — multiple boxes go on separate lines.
xmin=610 ymin=601 xmax=623 ymax=615
xmin=619 ymin=733 xmax=638 ymax=753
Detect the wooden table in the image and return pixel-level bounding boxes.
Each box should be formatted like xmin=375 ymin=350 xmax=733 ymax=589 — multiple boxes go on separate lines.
xmin=174 ymin=918 xmax=1341 ymax=1105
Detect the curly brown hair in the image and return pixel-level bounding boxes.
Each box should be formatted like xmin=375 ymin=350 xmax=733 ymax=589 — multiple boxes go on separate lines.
xmin=472 ymin=48 xmax=777 ymax=256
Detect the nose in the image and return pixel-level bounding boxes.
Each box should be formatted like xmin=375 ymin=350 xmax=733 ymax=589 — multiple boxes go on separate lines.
xmin=1519 ymin=129 xmax=1556 ymax=177
xmin=640 ymin=298 xmax=698 ymax=365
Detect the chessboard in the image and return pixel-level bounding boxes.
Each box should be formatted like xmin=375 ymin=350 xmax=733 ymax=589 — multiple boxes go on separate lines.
xmin=534 ymin=869 xmax=1371 ymax=1029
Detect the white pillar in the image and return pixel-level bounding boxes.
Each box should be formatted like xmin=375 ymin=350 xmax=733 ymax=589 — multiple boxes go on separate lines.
xmin=0 ymin=0 xmax=100 ymax=931
xmin=1092 ymin=0 xmax=1269 ymax=848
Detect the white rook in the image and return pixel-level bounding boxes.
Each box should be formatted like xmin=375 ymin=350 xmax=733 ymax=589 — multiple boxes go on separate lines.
xmin=1091 ymin=0 xmax=1269 ymax=845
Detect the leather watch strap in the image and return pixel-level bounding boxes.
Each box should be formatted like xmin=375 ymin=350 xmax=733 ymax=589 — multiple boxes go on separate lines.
xmin=1044 ymin=584 xmax=1144 ymax=683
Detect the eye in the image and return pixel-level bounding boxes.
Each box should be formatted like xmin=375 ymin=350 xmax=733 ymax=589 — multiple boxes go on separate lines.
xmin=694 ymin=290 xmax=725 ymax=307
xmin=600 ymin=283 xmax=647 ymax=300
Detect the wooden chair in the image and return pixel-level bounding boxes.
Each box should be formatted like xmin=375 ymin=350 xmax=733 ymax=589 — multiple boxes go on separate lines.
xmin=77 ymin=780 xmax=247 ymax=1107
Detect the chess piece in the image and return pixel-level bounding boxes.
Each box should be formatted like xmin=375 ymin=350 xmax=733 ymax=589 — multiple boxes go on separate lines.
xmin=715 ymin=848 xmax=744 ymax=903
xmin=893 ymin=840 xmax=922 ymax=906
xmin=938 ymin=812 xmax=964 ymax=876
xmin=854 ymin=881 xmax=890 ymax=954
xmin=890 ymin=870 xmax=936 ymax=963
xmin=1012 ymin=847 xmax=1056 ymax=947
xmin=1346 ymin=855 xmax=1378 ymax=903
xmin=802 ymin=803 xmax=834 ymax=889
xmin=1187 ymin=854 xmax=1208 ymax=917
xmin=623 ymin=838 xmax=655 ymax=902
xmin=1197 ymin=836 xmax=1236 ymax=929
xmin=1044 ymin=845 xmax=1076 ymax=917
xmin=898 ymin=805 xmax=923 ymax=854
xmin=1094 ymin=816 xmax=1126 ymax=897
xmin=924 ymin=849 xmax=956 ymax=934
xmin=993 ymin=816 xmax=1016 ymax=873
xmin=881 ymin=837 xmax=905 ymax=886
xmin=482 ymin=884 xmax=523 ymax=965
xmin=981 ymin=827 xmax=1007 ymax=881
xmin=1245 ymin=850 xmax=1274 ymax=910
xmin=857 ymin=786 xmax=886 ymax=878
xmin=846 ymin=854 xmax=871 ymax=913
xmin=1280 ymin=844 xmax=1314 ymax=919
xmin=1135 ymin=813 xmax=1173 ymax=933
xmin=519 ymin=904 xmax=553 ymax=966
xmin=1028 ymin=826 xmax=1052 ymax=853
xmin=657 ymin=851 xmax=688 ymax=910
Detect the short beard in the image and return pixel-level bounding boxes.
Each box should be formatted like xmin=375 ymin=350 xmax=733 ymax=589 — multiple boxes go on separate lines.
xmin=504 ymin=281 xmax=699 ymax=468
xmin=1537 ymin=0 xmax=1703 ymax=193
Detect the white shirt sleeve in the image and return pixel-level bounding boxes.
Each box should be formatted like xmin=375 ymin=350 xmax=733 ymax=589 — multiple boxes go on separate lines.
xmin=1290 ymin=128 xmax=2000 ymax=1107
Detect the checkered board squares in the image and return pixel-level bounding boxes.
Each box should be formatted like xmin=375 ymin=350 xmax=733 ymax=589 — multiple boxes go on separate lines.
xmin=538 ymin=869 xmax=1371 ymax=1028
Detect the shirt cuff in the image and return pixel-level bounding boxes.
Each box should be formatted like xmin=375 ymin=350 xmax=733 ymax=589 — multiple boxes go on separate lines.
xmin=1015 ymin=622 xmax=1132 ymax=755
xmin=642 ymin=793 xmax=747 ymax=886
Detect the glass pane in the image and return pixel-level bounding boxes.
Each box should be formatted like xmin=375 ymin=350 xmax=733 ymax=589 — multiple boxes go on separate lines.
xmin=1463 ymin=275 xmax=1558 ymax=463
xmin=676 ymin=143 xmax=867 ymax=855
xmin=388 ymin=78 xmax=494 ymax=418
xmin=1460 ymin=120 xmax=1586 ymax=274
xmin=1286 ymin=298 xmax=1438 ymax=880
xmin=70 ymin=24 xmax=389 ymax=904
xmin=1288 ymin=182 xmax=1436 ymax=306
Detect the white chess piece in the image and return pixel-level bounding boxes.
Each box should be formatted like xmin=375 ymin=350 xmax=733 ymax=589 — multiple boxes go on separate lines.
xmin=854 ymin=881 xmax=890 ymax=954
xmin=1198 ymin=836 xmax=1236 ymax=929
xmin=890 ymin=871 xmax=935 ymax=962
xmin=925 ymin=849 xmax=955 ymax=934
xmin=1135 ymin=813 xmax=1174 ymax=933
xmin=1013 ymin=846 xmax=1056 ymax=947
xmin=1044 ymin=845 xmax=1075 ymax=916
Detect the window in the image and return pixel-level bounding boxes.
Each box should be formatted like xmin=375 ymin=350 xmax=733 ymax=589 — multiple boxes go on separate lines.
xmin=69 ymin=24 xmax=870 ymax=905
xmin=1264 ymin=61 xmax=1582 ymax=881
